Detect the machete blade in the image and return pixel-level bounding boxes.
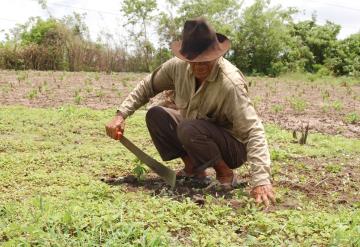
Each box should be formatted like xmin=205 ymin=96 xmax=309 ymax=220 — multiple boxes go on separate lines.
xmin=119 ymin=136 xmax=176 ymax=189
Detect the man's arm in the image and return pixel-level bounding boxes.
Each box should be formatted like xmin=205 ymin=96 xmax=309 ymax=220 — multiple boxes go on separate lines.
xmin=105 ymin=58 xmax=176 ymax=141
xmin=117 ymin=59 xmax=176 ymax=119
xmin=225 ymin=85 xmax=275 ymax=206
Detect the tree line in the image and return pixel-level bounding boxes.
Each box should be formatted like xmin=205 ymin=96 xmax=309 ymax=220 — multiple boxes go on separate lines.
xmin=0 ymin=0 xmax=359 ymax=77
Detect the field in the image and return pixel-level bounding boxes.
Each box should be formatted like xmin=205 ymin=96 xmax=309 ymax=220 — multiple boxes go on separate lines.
xmin=0 ymin=70 xmax=359 ymax=246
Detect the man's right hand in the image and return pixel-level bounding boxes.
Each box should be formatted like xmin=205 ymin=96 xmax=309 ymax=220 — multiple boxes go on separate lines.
xmin=105 ymin=115 xmax=125 ymax=140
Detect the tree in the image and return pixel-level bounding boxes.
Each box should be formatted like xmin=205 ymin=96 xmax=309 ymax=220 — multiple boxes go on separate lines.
xmin=230 ymin=0 xmax=296 ymax=76
xmin=157 ymin=0 xmax=242 ymax=46
xmin=290 ymin=19 xmax=340 ymax=72
xmin=121 ymin=0 xmax=157 ymax=71
xmin=325 ymin=33 xmax=360 ymax=76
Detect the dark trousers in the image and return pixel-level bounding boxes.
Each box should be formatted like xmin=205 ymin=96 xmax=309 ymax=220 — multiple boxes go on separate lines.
xmin=145 ymin=106 xmax=247 ymax=171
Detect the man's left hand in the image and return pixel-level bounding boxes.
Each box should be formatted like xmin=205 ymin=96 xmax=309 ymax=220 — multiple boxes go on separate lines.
xmin=251 ymin=184 xmax=275 ymax=208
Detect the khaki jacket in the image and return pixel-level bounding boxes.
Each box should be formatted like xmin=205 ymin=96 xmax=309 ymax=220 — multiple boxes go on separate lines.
xmin=118 ymin=57 xmax=271 ymax=187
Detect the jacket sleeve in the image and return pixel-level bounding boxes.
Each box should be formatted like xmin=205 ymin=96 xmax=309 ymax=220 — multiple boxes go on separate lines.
xmin=225 ymin=85 xmax=272 ymax=188
xmin=117 ymin=59 xmax=176 ymax=118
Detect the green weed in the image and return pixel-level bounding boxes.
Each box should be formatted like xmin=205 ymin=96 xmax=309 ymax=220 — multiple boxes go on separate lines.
xmin=288 ymin=97 xmax=308 ymax=113
xmin=325 ymin=163 xmax=342 ymax=174
xmin=0 ymin=106 xmax=359 ymax=246
xmin=95 ymin=90 xmax=105 ymax=99
xmin=74 ymin=95 xmax=82 ymax=105
xmin=344 ymin=112 xmax=360 ymax=124
xmin=94 ymin=73 xmax=100 ymax=81
xmin=332 ymin=100 xmax=343 ymax=111
xmin=132 ymin=158 xmax=149 ymax=181
xmin=271 ymin=104 xmax=284 ymax=113
xmin=27 ymin=89 xmax=38 ymax=100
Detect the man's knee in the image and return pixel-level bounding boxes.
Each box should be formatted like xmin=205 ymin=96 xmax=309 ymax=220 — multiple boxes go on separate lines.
xmin=177 ymin=120 xmax=204 ymax=146
xmin=145 ymin=106 xmax=166 ymax=125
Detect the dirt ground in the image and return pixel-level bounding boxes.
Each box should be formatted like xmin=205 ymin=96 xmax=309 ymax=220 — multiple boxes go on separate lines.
xmin=0 ymin=70 xmax=359 ymax=138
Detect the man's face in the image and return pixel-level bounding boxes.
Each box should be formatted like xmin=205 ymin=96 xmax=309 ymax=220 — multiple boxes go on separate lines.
xmin=189 ymin=59 xmax=218 ymax=81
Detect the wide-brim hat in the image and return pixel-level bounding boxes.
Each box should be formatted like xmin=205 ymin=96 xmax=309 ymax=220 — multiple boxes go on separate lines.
xmin=170 ymin=17 xmax=231 ymax=62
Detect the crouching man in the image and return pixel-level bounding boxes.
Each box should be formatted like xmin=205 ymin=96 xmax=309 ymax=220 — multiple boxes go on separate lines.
xmin=105 ymin=17 xmax=275 ymax=207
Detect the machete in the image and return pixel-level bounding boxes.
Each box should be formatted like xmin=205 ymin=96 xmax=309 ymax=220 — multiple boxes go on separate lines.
xmin=119 ymin=135 xmax=176 ymax=189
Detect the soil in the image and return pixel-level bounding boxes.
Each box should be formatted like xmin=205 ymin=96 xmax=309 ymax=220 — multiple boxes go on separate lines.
xmin=100 ymin=151 xmax=360 ymax=208
xmin=1 ymin=70 xmax=359 ymax=138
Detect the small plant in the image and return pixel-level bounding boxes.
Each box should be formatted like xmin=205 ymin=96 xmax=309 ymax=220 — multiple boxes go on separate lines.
xmin=16 ymin=72 xmax=27 ymax=83
xmin=74 ymin=94 xmax=82 ymax=105
xmin=307 ymin=74 xmax=318 ymax=82
xmin=38 ymin=85 xmax=43 ymax=93
xmin=94 ymin=73 xmax=100 ymax=81
xmin=85 ymin=86 xmax=93 ymax=93
xmin=271 ymin=104 xmax=284 ymax=113
xmin=1 ymin=85 xmax=10 ymax=93
xmin=321 ymin=90 xmax=330 ymax=101
xmin=321 ymin=103 xmax=331 ymax=113
xmin=332 ymin=100 xmax=343 ymax=111
xmin=73 ymin=89 xmax=83 ymax=104
xmin=85 ymin=78 xmax=93 ymax=86
xmin=132 ymin=158 xmax=148 ymax=181
xmin=288 ymin=97 xmax=308 ymax=113
xmin=325 ymin=163 xmax=342 ymax=174
xmin=122 ymin=80 xmax=128 ymax=87
xmin=344 ymin=112 xmax=360 ymax=124
xmin=346 ymin=87 xmax=353 ymax=96
xmin=270 ymin=148 xmax=288 ymax=161
xmin=27 ymin=89 xmax=38 ymax=100
xmin=95 ymin=90 xmax=105 ymax=100
xmin=111 ymin=83 xmax=117 ymax=92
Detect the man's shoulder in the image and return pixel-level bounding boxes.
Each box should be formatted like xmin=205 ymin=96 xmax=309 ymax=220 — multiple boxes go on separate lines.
xmin=164 ymin=57 xmax=187 ymax=68
xmin=218 ymin=58 xmax=248 ymax=93
xmin=158 ymin=57 xmax=188 ymax=76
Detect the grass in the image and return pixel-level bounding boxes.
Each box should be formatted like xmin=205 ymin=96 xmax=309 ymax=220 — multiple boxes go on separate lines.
xmin=0 ymin=106 xmax=359 ymax=246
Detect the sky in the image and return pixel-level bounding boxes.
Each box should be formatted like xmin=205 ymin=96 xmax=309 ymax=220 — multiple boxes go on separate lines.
xmin=0 ymin=0 xmax=359 ymax=43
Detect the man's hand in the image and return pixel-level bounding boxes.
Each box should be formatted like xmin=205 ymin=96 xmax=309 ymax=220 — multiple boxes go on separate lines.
xmin=251 ymin=184 xmax=275 ymax=208
xmin=105 ymin=115 xmax=125 ymax=140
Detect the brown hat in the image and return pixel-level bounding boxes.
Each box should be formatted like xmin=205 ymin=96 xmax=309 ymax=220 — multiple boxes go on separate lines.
xmin=170 ymin=17 xmax=231 ymax=62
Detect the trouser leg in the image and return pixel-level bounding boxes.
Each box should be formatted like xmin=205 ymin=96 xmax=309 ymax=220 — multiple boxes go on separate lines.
xmin=145 ymin=106 xmax=247 ymax=171
xmin=145 ymin=106 xmax=186 ymax=161
xmin=176 ymin=119 xmax=247 ymax=172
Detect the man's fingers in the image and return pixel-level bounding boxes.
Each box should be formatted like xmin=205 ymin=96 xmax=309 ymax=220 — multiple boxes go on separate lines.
xmin=255 ymin=193 xmax=261 ymax=204
xmin=267 ymin=190 xmax=276 ymax=204
xmin=261 ymin=194 xmax=270 ymax=208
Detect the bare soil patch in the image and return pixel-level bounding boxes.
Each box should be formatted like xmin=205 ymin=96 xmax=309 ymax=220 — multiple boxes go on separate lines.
xmin=1 ymin=70 xmax=359 ymax=138
xmin=251 ymin=77 xmax=360 ymax=138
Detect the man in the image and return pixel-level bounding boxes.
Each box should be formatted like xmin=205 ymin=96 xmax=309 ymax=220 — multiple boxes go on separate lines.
xmin=105 ymin=17 xmax=275 ymax=207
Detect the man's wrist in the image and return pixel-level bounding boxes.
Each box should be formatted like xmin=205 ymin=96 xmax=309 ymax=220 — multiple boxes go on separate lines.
xmin=250 ymin=177 xmax=272 ymax=188
xmin=116 ymin=110 xmax=124 ymax=118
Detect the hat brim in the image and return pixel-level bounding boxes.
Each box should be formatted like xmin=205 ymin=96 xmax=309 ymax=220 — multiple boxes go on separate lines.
xmin=170 ymin=33 xmax=231 ymax=62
